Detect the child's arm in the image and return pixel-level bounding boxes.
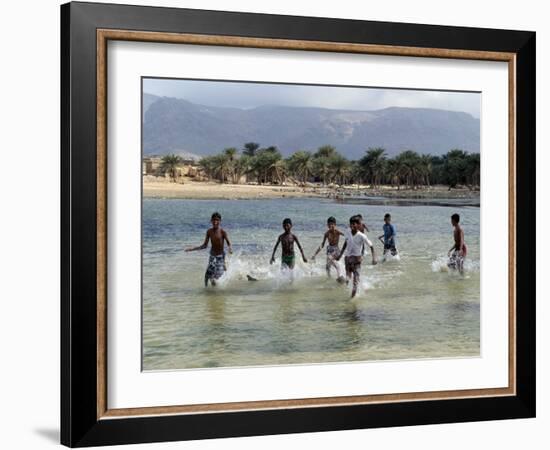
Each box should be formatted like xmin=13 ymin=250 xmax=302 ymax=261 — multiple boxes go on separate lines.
xmin=312 ymin=233 xmax=328 ymax=260
xmin=370 ymin=245 xmax=378 ymax=265
xmin=458 ymin=228 xmax=465 ymax=256
xmin=294 ymin=235 xmax=308 ymax=263
xmin=223 ymin=229 xmax=233 ymax=254
xmin=336 ymin=241 xmax=347 ymax=261
xmin=364 ymin=235 xmax=377 ymax=264
xmin=378 ymin=235 xmax=385 ymax=244
xmin=270 ymin=236 xmax=281 ymax=264
xmin=448 ymin=234 xmax=458 ymax=255
xmin=185 ymin=231 xmax=210 ymax=252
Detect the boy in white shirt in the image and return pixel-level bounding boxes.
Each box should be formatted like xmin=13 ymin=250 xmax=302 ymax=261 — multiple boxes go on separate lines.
xmin=336 ymin=215 xmax=377 ymax=297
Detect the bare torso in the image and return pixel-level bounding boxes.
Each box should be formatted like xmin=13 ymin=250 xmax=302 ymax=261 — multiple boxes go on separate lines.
xmin=326 ymin=229 xmax=342 ymax=246
xmin=279 ymin=232 xmax=297 ymax=256
xmin=453 ymin=225 xmax=464 ymax=251
xmin=208 ymin=227 xmax=227 ymax=255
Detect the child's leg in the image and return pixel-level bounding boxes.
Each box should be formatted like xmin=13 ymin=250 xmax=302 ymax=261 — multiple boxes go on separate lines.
xmin=344 ymin=258 xmax=352 ymax=284
xmin=351 ymin=268 xmax=359 ymax=298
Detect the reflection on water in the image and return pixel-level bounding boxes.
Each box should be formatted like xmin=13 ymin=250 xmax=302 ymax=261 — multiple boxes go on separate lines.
xmin=143 ymin=198 xmax=480 ymax=370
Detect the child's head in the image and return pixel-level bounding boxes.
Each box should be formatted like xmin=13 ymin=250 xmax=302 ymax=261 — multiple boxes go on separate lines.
xmin=327 ymin=216 xmax=336 ymax=230
xmin=356 ymin=214 xmax=363 ymax=224
xmin=282 ymin=218 xmax=292 ymax=232
xmin=384 ymin=213 xmax=392 ymax=224
xmin=451 ymin=213 xmax=460 ymax=226
xmin=211 ymin=212 xmax=221 ymax=228
xmin=349 ymin=215 xmax=360 ymax=232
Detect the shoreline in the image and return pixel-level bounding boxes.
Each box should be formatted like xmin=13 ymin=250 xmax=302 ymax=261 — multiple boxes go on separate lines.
xmin=143 ymin=178 xmax=480 ymax=204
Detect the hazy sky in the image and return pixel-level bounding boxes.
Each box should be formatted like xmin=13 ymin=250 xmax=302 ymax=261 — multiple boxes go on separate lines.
xmin=143 ymin=78 xmax=480 ymax=118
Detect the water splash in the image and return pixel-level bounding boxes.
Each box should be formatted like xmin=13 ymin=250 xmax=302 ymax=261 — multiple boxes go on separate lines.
xmin=382 ymin=253 xmax=401 ymax=263
xmin=213 ymin=250 xmax=329 ymax=288
xmin=431 ymin=255 xmax=479 ymax=273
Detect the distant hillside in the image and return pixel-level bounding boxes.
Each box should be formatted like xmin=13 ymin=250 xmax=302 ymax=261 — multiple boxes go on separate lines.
xmin=142 ymin=93 xmax=160 ymax=118
xmin=142 ymin=96 xmax=480 ymax=158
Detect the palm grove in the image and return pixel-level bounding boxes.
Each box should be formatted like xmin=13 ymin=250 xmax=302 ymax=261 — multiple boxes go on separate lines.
xmin=160 ymin=143 xmax=480 ymax=189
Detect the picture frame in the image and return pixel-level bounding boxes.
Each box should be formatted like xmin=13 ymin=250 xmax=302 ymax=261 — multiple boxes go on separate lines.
xmin=60 ymin=1 xmax=536 ymax=447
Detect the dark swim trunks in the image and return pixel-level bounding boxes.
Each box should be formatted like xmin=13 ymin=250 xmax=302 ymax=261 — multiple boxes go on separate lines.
xmin=281 ymin=254 xmax=296 ymax=269
xmin=383 ymin=243 xmax=398 ymax=256
xmin=344 ymin=255 xmax=362 ymax=288
xmin=344 ymin=255 xmax=362 ymax=273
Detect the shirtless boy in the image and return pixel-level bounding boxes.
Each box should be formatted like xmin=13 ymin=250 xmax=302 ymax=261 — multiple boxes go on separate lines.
xmin=447 ymin=213 xmax=467 ymax=274
xmin=336 ymin=215 xmax=377 ymax=298
xmin=185 ymin=212 xmax=233 ymax=286
xmin=270 ymin=218 xmax=307 ymax=270
xmin=311 ymin=216 xmax=344 ymax=280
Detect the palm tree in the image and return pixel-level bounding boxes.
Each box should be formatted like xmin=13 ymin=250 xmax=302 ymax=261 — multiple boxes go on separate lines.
xmin=160 ymin=154 xmax=182 ymax=182
xmin=270 ymin=159 xmax=287 ymax=185
xmin=443 ymin=149 xmax=468 ymax=188
xmin=314 ymin=145 xmax=337 ymax=159
xmin=329 ymin=154 xmax=350 ymax=185
xmin=358 ymin=147 xmax=387 ymax=187
xmin=250 ymin=147 xmax=283 ymax=184
xmin=465 ymin=152 xmax=480 ymax=188
xmin=287 ymin=150 xmax=313 ymax=185
xmin=395 ymin=150 xmax=423 ymax=188
xmin=313 ymin=156 xmax=331 ymax=185
xmin=198 ymin=155 xmax=216 ymax=179
xmin=420 ymin=154 xmax=433 ymax=186
xmin=235 ymin=154 xmax=252 ymax=183
xmin=384 ymin=159 xmax=401 ymax=188
xmin=242 ymin=142 xmax=260 ymax=157
xmin=223 ymin=147 xmax=238 ymax=183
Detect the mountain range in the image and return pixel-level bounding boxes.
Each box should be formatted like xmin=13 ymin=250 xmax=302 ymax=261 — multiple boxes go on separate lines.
xmin=142 ymin=93 xmax=480 ymax=159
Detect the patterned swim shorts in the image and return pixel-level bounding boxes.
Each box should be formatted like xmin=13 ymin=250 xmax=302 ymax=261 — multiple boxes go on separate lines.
xmin=205 ymin=253 xmax=226 ymax=281
xmin=326 ymin=244 xmax=340 ymax=259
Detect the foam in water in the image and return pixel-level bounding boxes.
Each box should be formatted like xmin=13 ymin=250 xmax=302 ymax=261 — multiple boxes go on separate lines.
xmin=212 ymin=250 xmax=389 ymax=297
xmin=213 ymin=250 xmax=329 ymax=288
xmin=382 ymin=253 xmax=401 ymax=263
xmin=431 ymin=255 xmax=479 ymax=273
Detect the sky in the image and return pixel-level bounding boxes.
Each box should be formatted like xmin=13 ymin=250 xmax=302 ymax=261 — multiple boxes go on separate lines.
xmin=143 ymin=78 xmax=480 ymax=118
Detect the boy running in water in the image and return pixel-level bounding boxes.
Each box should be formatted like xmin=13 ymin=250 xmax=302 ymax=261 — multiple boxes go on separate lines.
xmin=378 ymin=213 xmax=398 ymax=257
xmin=270 ymin=218 xmax=308 ymax=270
xmin=311 ymin=216 xmax=345 ymax=281
xmin=336 ymin=215 xmax=377 ymax=298
xmin=185 ymin=212 xmax=233 ymax=286
xmin=447 ymin=213 xmax=467 ymax=274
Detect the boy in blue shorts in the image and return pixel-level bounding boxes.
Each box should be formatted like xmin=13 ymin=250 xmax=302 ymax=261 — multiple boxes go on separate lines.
xmin=378 ymin=213 xmax=398 ymax=257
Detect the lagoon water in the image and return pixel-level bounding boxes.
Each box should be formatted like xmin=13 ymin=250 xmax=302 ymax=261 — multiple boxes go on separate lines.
xmin=142 ymin=198 xmax=480 ymax=370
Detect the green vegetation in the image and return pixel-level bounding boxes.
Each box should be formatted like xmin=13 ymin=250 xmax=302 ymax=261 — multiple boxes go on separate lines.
xmin=160 ymin=154 xmax=183 ymax=182
xmin=197 ymin=143 xmax=480 ymax=189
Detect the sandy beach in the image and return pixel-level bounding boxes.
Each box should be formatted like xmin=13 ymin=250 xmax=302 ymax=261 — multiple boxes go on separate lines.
xmin=143 ymin=177 xmax=480 ymax=201
xmin=143 ymin=179 xmax=321 ymax=199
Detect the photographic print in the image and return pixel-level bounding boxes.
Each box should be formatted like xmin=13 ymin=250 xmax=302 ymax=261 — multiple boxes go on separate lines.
xmin=62 ymin=5 xmax=535 ymax=445
xmin=141 ymin=78 xmax=481 ymax=371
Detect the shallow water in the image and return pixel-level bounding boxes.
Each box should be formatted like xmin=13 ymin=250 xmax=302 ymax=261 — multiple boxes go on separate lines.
xmin=142 ymin=198 xmax=480 ymax=370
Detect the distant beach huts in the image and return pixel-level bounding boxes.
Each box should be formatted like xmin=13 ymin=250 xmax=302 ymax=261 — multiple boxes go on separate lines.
xmin=142 ymin=156 xmax=207 ymax=182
